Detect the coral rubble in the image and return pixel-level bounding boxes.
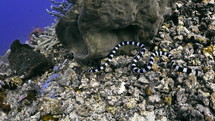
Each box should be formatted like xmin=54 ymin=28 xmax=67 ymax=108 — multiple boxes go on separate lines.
xmin=0 ymin=0 xmax=214 ymax=121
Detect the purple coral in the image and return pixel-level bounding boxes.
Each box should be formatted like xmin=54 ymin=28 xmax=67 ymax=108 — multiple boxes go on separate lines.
xmin=40 ymin=73 xmax=59 ymax=94
xmin=46 ymin=73 xmax=59 ymax=83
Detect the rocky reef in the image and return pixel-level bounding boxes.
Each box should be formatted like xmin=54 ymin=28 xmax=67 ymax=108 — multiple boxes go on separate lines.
xmin=8 ymin=40 xmax=54 ymax=79
xmin=0 ymin=0 xmax=214 ymax=121
xmin=56 ymin=0 xmax=179 ymax=62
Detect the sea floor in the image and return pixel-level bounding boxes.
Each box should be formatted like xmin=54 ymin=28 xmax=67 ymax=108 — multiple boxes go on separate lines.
xmin=0 ymin=1 xmax=215 ymax=121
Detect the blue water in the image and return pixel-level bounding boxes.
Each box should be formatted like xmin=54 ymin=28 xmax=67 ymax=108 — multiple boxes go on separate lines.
xmin=0 ymin=0 xmax=55 ymax=56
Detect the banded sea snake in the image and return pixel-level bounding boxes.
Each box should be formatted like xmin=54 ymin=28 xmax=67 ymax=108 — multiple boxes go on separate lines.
xmin=89 ymin=41 xmax=200 ymax=76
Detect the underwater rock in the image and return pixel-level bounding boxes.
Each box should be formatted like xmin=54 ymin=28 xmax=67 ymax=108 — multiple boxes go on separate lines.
xmin=56 ymin=0 xmax=177 ymax=62
xmin=0 ymin=50 xmax=11 ymax=76
xmin=38 ymin=97 xmax=63 ymax=115
xmin=8 ymin=40 xmax=53 ymax=79
xmin=0 ymin=91 xmax=11 ymax=114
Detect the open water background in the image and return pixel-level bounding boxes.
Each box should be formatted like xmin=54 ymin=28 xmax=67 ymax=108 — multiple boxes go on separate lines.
xmin=0 ymin=0 xmax=54 ymax=55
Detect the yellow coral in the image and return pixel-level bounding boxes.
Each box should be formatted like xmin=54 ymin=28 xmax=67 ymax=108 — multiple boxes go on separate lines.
xmin=203 ymin=0 xmax=212 ymax=4
xmin=124 ymin=98 xmax=137 ymax=109
xmin=198 ymin=37 xmax=207 ymax=43
xmin=164 ymin=96 xmax=172 ymax=105
xmin=41 ymin=115 xmax=58 ymax=121
xmin=146 ymin=85 xmax=154 ymax=95
xmin=203 ymin=45 xmax=214 ymax=55
xmin=11 ymin=77 xmax=22 ymax=86
xmin=106 ymin=106 xmax=116 ymax=115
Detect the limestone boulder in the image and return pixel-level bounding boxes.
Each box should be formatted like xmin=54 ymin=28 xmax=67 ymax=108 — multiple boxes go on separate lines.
xmin=56 ymin=0 xmax=178 ymax=62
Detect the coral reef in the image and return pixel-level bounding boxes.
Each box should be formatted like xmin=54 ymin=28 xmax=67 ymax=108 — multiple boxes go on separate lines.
xmin=30 ymin=22 xmax=59 ymax=53
xmin=0 ymin=0 xmax=214 ymax=121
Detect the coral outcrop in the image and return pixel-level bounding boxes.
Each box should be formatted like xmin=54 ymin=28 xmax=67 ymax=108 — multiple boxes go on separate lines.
xmin=56 ymin=0 xmax=178 ymax=62
xmin=8 ymin=40 xmax=53 ymax=79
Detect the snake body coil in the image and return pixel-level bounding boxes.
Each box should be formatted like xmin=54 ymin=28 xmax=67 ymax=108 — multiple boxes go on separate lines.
xmin=89 ymin=41 xmax=199 ymax=75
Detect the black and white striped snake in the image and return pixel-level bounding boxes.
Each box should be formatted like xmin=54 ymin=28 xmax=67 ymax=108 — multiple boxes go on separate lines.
xmin=89 ymin=41 xmax=199 ymax=75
